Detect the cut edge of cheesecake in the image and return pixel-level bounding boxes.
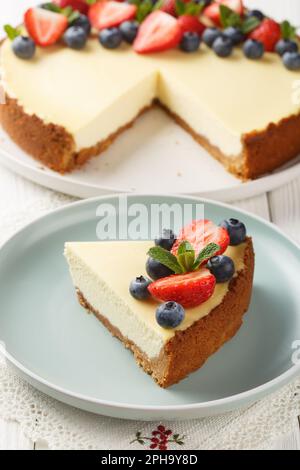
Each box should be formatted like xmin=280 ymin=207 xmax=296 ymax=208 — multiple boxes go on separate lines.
xmin=72 ymin=237 xmax=254 ymax=388
xmin=1 ymin=93 xmax=300 ymax=180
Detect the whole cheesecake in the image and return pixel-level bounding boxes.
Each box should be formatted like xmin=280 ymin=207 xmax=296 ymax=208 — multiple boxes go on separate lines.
xmin=64 ymin=218 xmax=255 ymax=387
xmin=1 ymin=2 xmax=300 ymax=180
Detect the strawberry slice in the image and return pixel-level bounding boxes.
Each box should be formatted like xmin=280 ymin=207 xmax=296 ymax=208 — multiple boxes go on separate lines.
xmin=148 ymin=269 xmax=216 ymax=308
xmin=88 ymin=1 xmax=137 ymax=30
xmin=161 ymin=0 xmax=189 ymax=17
xmin=178 ymin=15 xmax=206 ymax=36
xmin=204 ymin=0 xmax=244 ymax=26
xmin=249 ymin=18 xmax=280 ymax=52
xmin=171 ymin=219 xmax=230 ymax=258
xmin=53 ymin=0 xmax=88 ymax=15
xmin=133 ymin=11 xmax=182 ymax=53
xmin=24 ymin=7 xmax=68 ymax=47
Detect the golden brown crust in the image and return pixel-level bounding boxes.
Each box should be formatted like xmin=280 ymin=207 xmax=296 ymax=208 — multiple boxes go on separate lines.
xmin=77 ymin=237 xmax=255 ymax=388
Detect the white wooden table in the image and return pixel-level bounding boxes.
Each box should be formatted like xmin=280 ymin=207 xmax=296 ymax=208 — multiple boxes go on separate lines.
xmin=0 ymin=0 xmax=300 ymax=452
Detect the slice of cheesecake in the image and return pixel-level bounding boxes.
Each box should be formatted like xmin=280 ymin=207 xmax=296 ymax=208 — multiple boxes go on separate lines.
xmin=64 ymin=235 xmax=254 ymax=387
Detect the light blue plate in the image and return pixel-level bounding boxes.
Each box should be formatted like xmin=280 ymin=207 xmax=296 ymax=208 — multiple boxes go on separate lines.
xmin=0 ymin=195 xmax=300 ymax=420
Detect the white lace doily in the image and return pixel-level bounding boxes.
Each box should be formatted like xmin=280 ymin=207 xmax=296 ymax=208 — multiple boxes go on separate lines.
xmin=0 ymin=191 xmax=299 ymax=450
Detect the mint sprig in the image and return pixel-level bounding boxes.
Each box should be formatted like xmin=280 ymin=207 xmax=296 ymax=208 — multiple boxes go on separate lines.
xmin=219 ymin=4 xmax=261 ymax=34
xmin=129 ymin=0 xmax=163 ymax=23
xmin=41 ymin=2 xmax=80 ymax=23
xmin=175 ymin=0 xmax=205 ymax=17
xmin=4 ymin=24 xmax=21 ymax=41
xmin=147 ymin=242 xmax=220 ymax=274
xmin=281 ymin=20 xmax=297 ymax=40
xmin=241 ymin=16 xmax=261 ymax=34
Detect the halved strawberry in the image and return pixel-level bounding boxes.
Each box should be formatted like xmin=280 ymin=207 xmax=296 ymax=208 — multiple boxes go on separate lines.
xmin=24 ymin=7 xmax=68 ymax=47
xmin=148 ymin=269 xmax=216 ymax=308
xmin=133 ymin=11 xmax=182 ymax=53
xmin=88 ymin=1 xmax=137 ymax=30
xmin=53 ymin=0 xmax=88 ymax=15
xmin=161 ymin=0 xmax=189 ymax=17
xmin=171 ymin=219 xmax=230 ymax=258
xmin=204 ymin=0 xmax=244 ymax=26
xmin=249 ymin=18 xmax=280 ymax=52
xmin=178 ymin=15 xmax=206 ymax=36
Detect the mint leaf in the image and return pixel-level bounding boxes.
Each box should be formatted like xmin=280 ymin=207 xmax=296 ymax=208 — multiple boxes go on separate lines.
xmin=220 ymin=4 xmax=242 ymax=28
xmin=147 ymin=247 xmax=183 ymax=274
xmin=175 ymin=0 xmax=186 ymax=16
xmin=176 ymin=0 xmax=205 ymax=17
xmin=241 ymin=16 xmax=261 ymax=34
xmin=66 ymin=9 xmax=81 ymax=23
xmin=281 ymin=20 xmax=296 ymax=40
xmin=176 ymin=240 xmax=195 ymax=273
xmin=40 ymin=3 xmax=62 ymax=13
xmin=192 ymin=243 xmax=220 ymax=270
xmin=86 ymin=0 xmax=97 ymax=4
xmin=4 ymin=24 xmax=20 ymax=41
xmin=136 ymin=0 xmax=153 ymax=23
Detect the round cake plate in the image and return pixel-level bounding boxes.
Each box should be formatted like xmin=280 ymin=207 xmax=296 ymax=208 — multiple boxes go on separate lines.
xmin=1 ymin=108 xmax=300 ymax=201
xmin=0 ymin=194 xmax=299 ymax=420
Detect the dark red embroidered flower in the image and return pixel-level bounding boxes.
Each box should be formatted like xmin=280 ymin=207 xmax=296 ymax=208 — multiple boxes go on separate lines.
xmin=131 ymin=425 xmax=185 ymax=450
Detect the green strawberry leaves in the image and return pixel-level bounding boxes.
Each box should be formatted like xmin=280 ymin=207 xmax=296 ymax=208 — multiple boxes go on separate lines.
xmin=129 ymin=0 xmax=163 ymax=23
xmin=281 ymin=20 xmax=297 ymax=40
xmin=175 ymin=0 xmax=205 ymax=17
xmin=219 ymin=4 xmax=260 ymax=34
xmin=4 ymin=25 xmax=21 ymax=41
xmin=147 ymin=241 xmax=220 ymax=274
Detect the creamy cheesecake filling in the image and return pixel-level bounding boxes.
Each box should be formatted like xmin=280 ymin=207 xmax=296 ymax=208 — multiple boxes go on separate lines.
xmin=64 ymin=240 xmax=246 ymax=359
xmin=1 ymin=37 xmax=299 ymax=158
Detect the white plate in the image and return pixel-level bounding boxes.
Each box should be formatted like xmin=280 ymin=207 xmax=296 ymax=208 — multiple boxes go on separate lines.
xmin=1 ymin=107 xmax=300 ymax=201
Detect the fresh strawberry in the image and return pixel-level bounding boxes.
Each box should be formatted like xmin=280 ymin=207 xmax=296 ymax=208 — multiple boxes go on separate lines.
xmin=53 ymin=0 xmax=88 ymax=15
xmin=88 ymin=1 xmax=137 ymax=30
xmin=178 ymin=15 xmax=206 ymax=36
xmin=148 ymin=269 xmax=216 ymax=308
xmin=204 ymin=0 xmax=244 ymax=26
xmin=171 ymin=219 xmax=230 ymax=258
xmin=133 ymin=11 xmax=182 ymax=53
xmin=161 ymin=0 xmax=182 ymax=17
xmin=24 ymin=7 xmax=68 ymax=47
xmin=249 ymin=18 xmax=280 ymax=52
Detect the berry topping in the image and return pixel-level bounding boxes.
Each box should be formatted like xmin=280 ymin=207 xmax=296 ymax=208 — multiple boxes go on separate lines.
xmin=223 ymin=26 xmax=244 ymax=45
xmin=149 ymin=268 xmax=216 ymax=308
xmin=275 ymin=39 xmax=298 ymax=57
xmin=99 ymin=27 xmax=122 ymax=49
xmin=282 ymin=52 xmax=300 ymax=71
xmin=63 ymin=26 xmax=87 ymax=49
xmin=204 ymin=0 xmax=244 ymax=27
xmin=172 ymin=220 xmax=229 ymax=258
xmin=70 ymin=14 xmax=91 ymax=35
xmin=89 ymin=1 xmax=137 ymax=30
xmin=203 ymin=27 xmax=222 ymax=47
xmin=53 ymin=0 xmax=88 ymax=15
xmin=146 ymin=257 xmax=175 ymax=280
xmin=180 ymin=31 xmax=201 ymax=52
xmin=246 ymin=9 xmax=264 ymax=22
xmin=11 ymin=36 xmax=36 ymax=60
xmin=119 ymin=20 xmax=139 ymax=44
xmin=24 ymin=7 xmax=68 ymax=47
xmin=243 ymin=38 xmax=264 ymax=59
xmin=212 ymin=35 xmax=233 ymax=57
xmin=177 ymin=15 xmax=206 ymax=37
xmin=155 ymin=301 xmax=185 ymax=329
xmin=160 ymin=0 xmax=188 ymax=17
xmin=129 ymin=275 xmax=152 ymax=300
xmin=207 ymin=255 xmax=235 ymax=283
xmin=219 ymin=218 xmax=246 ymax=245
xmin=249 ymin=18 xmax=280 ymax=52
xmin=155 ymin=229 xmax=176 ymax=251
xmin=133 ymin=11 xmax=182 ymax=53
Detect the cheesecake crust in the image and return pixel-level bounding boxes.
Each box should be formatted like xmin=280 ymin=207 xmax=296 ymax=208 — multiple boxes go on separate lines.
xmin=1 ymin=93 xmax=300 ymax=179
xmin=77 ymin=237 xmax=254 ymax=388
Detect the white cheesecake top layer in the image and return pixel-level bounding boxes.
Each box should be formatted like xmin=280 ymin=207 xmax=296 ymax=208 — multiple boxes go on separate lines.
xmin=64 ymin=240 xmax=246 ymax=359
xmin=1 ymin=38 xmax=299 ymax=156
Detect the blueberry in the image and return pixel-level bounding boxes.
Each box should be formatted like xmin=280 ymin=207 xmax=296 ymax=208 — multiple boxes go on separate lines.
xmin=212 ymin=35 xmax=233 ymax=58
xmin=12 ymin=36 xmax=35 ymax=60
xmin=282 ymin=51 xmax=300 ymax=70
xmin=63 ymin=26 xmax=88 ymax=50
xmin=70 ymin=14 xmax=91 ymax=36
xmin=203 ymin=27 xmax=222 ymax=48
xmin=219 ymin=218 xmax=246 ymax=245
xmin=99 ymin=27 xmax=122 ymax=49
xmin=156 ymin=301 xmax=185 ymax=329
xmin=129 ymin=275 xmax=152 ymax=300
xmin=180 ymin=32 xmax=201 ymax=53
xmin=155 ymin=229 xmax=176 ymax=251
xmin=119 ymin=20 xmax=139 ymax=44
xmin=246 ymin=9 xmax=264 ymax=21
xmin=207 ymin=255 xmax=235 ymax=283
xmin=275 ymin=39 xmax=298 ymax=57
xmin=223 ymin=27 xmax=245 ymax=45
xmin=146 ymin=257 xmax=174 ymax=281
xmin=243 ymin=39 xmax=264 ymax=59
